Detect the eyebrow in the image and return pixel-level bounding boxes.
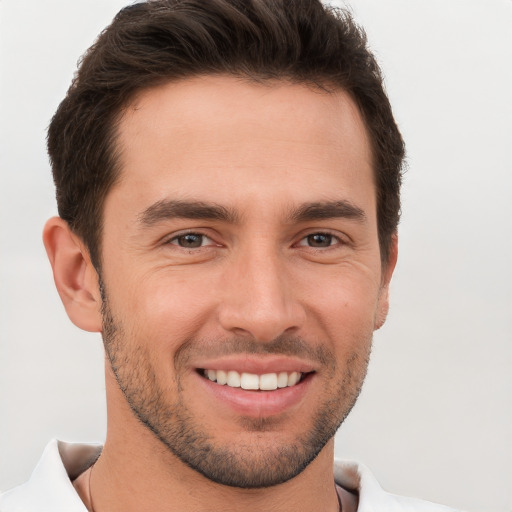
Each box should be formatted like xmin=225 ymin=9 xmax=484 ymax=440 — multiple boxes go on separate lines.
xmin=138 ymin=198 xmax=366 ymax=226
xmin=289 ymin=200 xmax=367 ymax=223
xmin=138 ymin=199 xmax=239 ymax=226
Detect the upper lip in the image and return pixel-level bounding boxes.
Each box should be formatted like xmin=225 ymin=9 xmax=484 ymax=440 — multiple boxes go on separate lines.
xmin=193 ymin=355 xmax=317 ymax=375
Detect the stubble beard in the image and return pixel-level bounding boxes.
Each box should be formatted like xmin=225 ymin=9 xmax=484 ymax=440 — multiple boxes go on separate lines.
xmin=100 ymin=287 xmax=372 ymax=489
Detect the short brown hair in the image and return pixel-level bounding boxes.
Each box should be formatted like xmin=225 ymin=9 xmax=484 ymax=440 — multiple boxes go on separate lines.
xmin=48 ymin=0 xmax=405 ymax=269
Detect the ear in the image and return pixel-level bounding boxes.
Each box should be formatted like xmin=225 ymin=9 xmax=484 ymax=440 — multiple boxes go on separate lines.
xmin=374 ymin=234 xmax=398 ymax=330
xmin=43 ymin=217 xmax=103 ymax=332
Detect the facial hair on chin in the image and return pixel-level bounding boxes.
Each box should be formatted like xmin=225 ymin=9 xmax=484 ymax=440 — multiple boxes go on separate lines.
xmin=99 ymin=282 xmax=372 ymax=489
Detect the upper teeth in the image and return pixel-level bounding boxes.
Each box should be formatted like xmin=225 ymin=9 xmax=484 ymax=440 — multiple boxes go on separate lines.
xmin=204 ymin=370 xmax=302 ymax=390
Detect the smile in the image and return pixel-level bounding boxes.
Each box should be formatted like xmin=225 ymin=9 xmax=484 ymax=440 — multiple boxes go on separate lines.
xmin=200 ymin=369 xmax=306 ymax=390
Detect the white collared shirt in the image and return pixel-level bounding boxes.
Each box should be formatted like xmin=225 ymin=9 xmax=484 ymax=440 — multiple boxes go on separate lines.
xmin=0 ymin=440 xmax=460 ymax=511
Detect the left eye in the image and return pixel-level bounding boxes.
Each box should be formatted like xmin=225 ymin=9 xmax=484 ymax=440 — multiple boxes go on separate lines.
xmin=169 ymin=233 xmax=213 ymax=248
xmin=298 ymin=233 xmax=338 ymax=248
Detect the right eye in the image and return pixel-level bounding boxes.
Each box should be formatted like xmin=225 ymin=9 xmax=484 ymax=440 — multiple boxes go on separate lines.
xmin=168 ymin=233 xmax=214 ymax=249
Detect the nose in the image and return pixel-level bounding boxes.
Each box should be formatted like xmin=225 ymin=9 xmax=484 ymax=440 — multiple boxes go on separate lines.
xmin=217 ymin=245 xmax=306 ymax=342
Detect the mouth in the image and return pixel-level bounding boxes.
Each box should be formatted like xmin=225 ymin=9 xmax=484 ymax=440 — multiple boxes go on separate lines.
xmin=198 ymin=368 xmax=311 ymax=391
xmin=193 ymin=357 xmax=317 ymax=417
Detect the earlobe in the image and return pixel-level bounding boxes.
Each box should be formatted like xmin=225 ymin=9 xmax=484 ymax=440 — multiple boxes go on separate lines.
xmin=43 ymin=217 xmax=103 ymax=332
xmin=374 ymin=234 xmax=398 ymax=330
xmin=374 ymin=286 xmax=390 ymax=330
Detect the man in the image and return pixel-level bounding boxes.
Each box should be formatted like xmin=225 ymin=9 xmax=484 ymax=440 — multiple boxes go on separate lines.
xmin=0 ymin=1 xmax=459 ymax=510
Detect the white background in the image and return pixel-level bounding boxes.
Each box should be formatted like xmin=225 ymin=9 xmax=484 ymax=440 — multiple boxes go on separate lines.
xmin=1 ymin=1 xmax=511 ymax=511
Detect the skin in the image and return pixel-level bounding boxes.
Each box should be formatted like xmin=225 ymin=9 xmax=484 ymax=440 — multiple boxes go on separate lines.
xmin=44 ymin=76 xmax=397 ymax=512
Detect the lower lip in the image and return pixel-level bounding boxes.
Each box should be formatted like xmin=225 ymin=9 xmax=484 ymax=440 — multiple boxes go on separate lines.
xmin=196 ymin=372 xmax=313 ymax=418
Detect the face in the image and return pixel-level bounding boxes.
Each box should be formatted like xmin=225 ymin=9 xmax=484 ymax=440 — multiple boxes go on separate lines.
xmin=99 ymin=76 xmax=394 ymax=488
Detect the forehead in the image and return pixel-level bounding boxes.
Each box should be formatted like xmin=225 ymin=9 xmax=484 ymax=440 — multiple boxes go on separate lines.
xmin=110 ymin=75 xmax=374 ymax=215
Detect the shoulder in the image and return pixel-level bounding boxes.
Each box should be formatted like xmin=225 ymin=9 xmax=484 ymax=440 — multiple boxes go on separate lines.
xmin=334 ymin=460 xmax=463 ymax=512
xmin=0 ymin=439 xmax=101 ymax=512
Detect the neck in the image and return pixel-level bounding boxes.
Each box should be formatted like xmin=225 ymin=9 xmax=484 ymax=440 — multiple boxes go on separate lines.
xmin=91 ymin=438 xmax=338 ymax=512
xmin=85 ymin=370 xmax=340 ymax=512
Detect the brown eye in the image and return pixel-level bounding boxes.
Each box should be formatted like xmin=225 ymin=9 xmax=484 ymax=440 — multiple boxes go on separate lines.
xmin=172 ymin=233 xmax=205 ymax=248
xmin=305 ymin=233 xmax=334 ymax=247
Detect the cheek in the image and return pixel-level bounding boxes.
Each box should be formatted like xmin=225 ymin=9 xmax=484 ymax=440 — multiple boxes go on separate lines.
xmin=116 ymin=270 xmax=219 ymax=349
xmin=301 ymin=266 xmax=381 ymax=342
